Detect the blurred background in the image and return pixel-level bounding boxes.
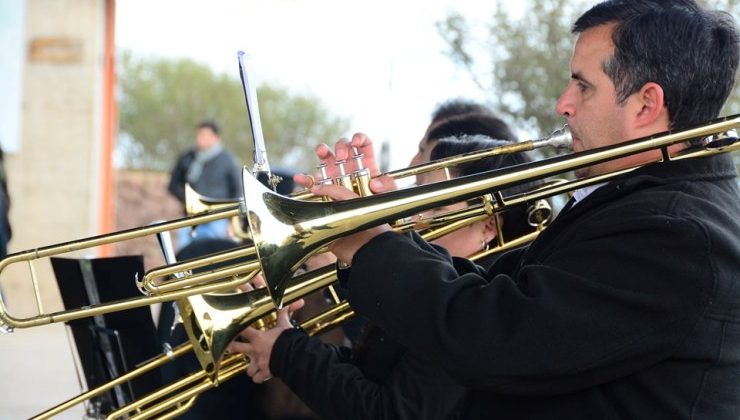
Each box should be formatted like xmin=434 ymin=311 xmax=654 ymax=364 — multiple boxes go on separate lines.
xmin=0 ymin=0 xmax=737 ymax=418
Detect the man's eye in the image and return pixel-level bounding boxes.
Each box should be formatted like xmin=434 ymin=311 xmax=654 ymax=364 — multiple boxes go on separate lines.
xmin=577 ymin=82 xmax=589 ymax=92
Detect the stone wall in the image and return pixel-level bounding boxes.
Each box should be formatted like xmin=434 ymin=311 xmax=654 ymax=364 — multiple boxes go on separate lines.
xmin=114 ymin=170 xmax=183 ymax=271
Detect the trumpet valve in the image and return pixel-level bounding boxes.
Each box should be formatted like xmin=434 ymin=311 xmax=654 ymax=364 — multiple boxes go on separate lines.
xmin=252 ymin=311 xmax=279 ymax=330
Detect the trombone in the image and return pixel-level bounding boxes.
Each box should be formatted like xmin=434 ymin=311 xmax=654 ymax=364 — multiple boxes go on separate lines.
xmin=168 ymin=115 xmax=739 ymax=388
xmin=242 ymin=114 xmax=739 ymax=307
xmin=0 ymin=128 xmax=570 ymax=331
xmin=33 ymin=214 xmax=543 ymax=420
xmin=27 ymin=115 xmax=737 ymax=419
xmin=27 ymin=129 xmax=568 ymax=419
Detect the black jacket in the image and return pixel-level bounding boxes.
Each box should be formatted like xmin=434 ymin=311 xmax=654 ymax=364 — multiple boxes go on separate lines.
xmin=346 ymin=154 xmax=740 ymax=419
xmin=271 ymin=304 xmax=465 ymax=420
xmin=168 ymin=147 xmax=242 ymax=204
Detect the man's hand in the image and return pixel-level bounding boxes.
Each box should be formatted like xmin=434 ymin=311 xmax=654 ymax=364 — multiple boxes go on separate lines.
xmin=309 ymin=183 xmax=392 ymax=265
xmin=294 ymin=133 xmax=398 ymax=194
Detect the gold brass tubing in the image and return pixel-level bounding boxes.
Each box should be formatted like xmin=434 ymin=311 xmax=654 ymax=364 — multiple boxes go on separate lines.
xmin=300 ymin=301 xmax=354 ymax=336
xmin=419 ymin=211 xmax=491 ymax=243
xmin=141 ymin=246 xmax=258 ymax=293
xmin=384 ymin=141 xmax=539 ymax=181
xmin=500 ymin=140 xmax=740 ymax=212
xmin=243 ymin=115 xmax=738 ymax=306
xmin=0 ymin=269 xmax=251 ymax=329
xmin=106 ymin=353 xmax=247 ymax=420
xmin=281 ymin=127 xmax=572 ymax=202
xmin=29 ymin=261 xmax=44 ymax=315
xmin=31 ymin=343 xmax=193 ymax=420
xmin=124 ymin=355 xmax=248 ymax=420
xmin=110 ymin=300 xmax=357 ymax=420
xmin=100 ymin=220 xmax=543 ymax=420
xmin=0 ymin=207 xmax=243 ymax=329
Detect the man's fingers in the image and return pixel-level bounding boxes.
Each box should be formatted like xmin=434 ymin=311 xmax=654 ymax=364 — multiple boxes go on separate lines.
xmin=226 ymin=341 xmax=250 ymax=355
xmin=369 ymin=175 xmax=398 ymax=193
xmin=287 ymin=298 xmax=305 ymax=314
xmin=311 ymin=184 xmax=359 ymax=201
xmin=334 ymin=139 xmax=353 ymax=162
xmin=351 ymin=133 xmax=381 ymax=176
xmin=240 ymin=326 xmax=260 ymax=341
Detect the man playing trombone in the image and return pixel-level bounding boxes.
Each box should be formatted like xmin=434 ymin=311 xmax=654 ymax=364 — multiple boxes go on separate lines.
xmin=238 ymin=0 xmax=740 ymax=418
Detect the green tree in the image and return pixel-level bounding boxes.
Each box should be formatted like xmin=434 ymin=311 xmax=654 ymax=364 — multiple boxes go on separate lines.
xmin=116 ymin=52 xmax=350 ymax=173
xmin=437 ymin=0 xmax=740 ymax=135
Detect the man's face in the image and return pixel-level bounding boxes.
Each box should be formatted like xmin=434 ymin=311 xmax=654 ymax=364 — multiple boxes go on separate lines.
xmin=196 ymin=127 xmax=219 ymax=150
xmin=555 ymin=24 xmax=631 ymax=178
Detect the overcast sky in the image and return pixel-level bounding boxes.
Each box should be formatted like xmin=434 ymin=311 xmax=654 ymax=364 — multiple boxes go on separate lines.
xmin=116 ymin=0 xmax=521 ymax=170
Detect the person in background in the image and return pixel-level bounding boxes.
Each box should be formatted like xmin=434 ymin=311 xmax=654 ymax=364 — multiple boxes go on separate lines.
xmin=0 ymin=145 xmax=10 ymax=303
xmin=168 ymin=120 xmax=241 ymax=245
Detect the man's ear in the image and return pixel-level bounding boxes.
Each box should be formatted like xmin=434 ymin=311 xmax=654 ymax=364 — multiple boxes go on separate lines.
xmin=633 ymin=82 xmax=667 ymax=128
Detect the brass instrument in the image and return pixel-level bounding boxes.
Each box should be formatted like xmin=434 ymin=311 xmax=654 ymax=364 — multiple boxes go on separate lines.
xmin=14 ymin=128 xmax=565 ymax=419
xmin=19 ymin=116 xmax=738 ymax=419
xmin=244 ymin=115 xmax=739 ymax=310
xmin=25 ymin=130 xmax=568 ymax=419
xmin=0 ymin=127 xmax=569 ymax=332
xmin=0 ymin=208 xmax=254 ymax=331
xmin=33 ymin=220 xmax=539 ymax=420
xmin=184 ymin=184 xmax=251 ymax=240
xmin=182 ymin=116 xmax=738 ymax=386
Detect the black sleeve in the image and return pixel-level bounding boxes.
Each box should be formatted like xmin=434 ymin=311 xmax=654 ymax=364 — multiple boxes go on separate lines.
xmin=168 ymin=151 xmax=192 ymax=203
xmin=270 ymin=329 xmax=465 ymax=420
xmin=346 ymin=214 xmax=712 ymax=395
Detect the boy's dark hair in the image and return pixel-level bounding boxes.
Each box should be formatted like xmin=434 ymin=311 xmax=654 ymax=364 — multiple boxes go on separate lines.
xmin=430 ymin=99 xmax=492 ymax=125
xmin=426 ymin=112 xmax=516 ymax=143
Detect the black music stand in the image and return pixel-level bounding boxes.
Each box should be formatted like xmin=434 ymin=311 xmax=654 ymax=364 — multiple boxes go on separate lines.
xmin=52 ymin=255 xmax=162 ymax=416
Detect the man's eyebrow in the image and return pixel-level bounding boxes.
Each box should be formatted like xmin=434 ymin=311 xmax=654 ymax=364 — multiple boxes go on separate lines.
xmin=572 ymin=71 xmax=591 ymax=85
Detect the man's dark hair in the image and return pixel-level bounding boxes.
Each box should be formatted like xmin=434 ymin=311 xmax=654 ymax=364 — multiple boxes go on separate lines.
xmin=426 ymin=112 xmax=516 ymax=143
xmin=197 ymin=120 xmax=221 ymax=136
xmin=430 ymin=99 xmax=492 ymax=124
xmin=573 ymin=0 xmax=739 ymax=129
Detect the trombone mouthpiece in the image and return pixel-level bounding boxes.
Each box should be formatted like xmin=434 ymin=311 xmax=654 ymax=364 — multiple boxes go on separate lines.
xmin=546 ymin=125 xmax=573 ymax=150
xmin=532 ymin=125 xmax=572 ymax=151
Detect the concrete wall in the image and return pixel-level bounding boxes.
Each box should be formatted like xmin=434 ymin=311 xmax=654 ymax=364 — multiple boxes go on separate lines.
xmin=3 ymin=0 xmax=106 ymax=315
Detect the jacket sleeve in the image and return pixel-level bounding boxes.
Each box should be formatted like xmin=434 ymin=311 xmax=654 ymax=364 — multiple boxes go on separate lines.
xmin=168 ymin=152 xmax=191 ymax=203
xmin=346 ymin=213 xmax=713 ymax=395
xmin=270 ymin=329 xmax=465 ymax=420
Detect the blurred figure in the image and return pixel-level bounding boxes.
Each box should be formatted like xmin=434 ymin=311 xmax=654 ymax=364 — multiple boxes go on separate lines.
xmin=168 ymin=121 xmax=241 ymax=246
xmin=0 ymin=145 xmax=10 ymax=303
xmin=0 ymin=145 xmax=11 ymax=260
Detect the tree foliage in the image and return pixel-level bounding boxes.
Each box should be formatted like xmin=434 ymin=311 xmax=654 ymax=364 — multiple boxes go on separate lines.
xmin=437 ymin=0 xmax=740 ymax=135
xmin=117 ymin=52 xmax=349 ymax=173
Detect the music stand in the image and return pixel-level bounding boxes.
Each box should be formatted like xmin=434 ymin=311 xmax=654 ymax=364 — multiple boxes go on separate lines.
xmin=52 ymin=255 xmax=162 ymax=416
